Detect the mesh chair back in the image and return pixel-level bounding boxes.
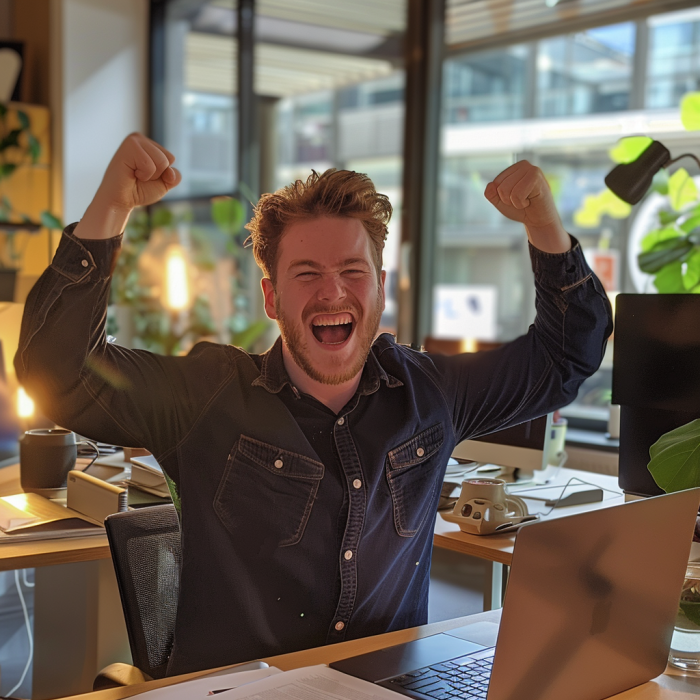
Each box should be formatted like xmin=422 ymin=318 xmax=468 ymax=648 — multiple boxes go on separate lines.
xmin=105 ymin=504 xmax=181 ymax=679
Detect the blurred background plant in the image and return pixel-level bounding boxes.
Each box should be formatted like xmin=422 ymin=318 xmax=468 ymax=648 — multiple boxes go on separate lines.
xmin=574 ymin=92 xmax=700 ymax=294
xmin=107 ymin=195 xmax=268 ymax=355
xmin=0 ymin=102 xmax=63 ymax=271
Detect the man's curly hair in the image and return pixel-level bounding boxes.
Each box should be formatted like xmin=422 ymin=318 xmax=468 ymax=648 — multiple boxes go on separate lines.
xmin=245 ymin=169 xmax=392 ymax=283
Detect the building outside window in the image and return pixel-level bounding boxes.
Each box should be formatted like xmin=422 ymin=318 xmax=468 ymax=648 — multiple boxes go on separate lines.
xmin=436 ymin=7 xmax=700 ymax=428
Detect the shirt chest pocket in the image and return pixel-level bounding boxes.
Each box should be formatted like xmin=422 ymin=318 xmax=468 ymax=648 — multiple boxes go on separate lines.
xmin=214 ymin=435 xmax=324 ymax=548
xmin=385 ymin=424 xmax=445 ymax=538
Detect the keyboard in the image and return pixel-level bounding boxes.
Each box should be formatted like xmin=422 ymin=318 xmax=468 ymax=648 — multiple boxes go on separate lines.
xmin=386 ymin=647 xmax=495 ymax=700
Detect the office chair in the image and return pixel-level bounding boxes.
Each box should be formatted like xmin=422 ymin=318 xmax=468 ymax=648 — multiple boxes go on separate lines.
xmin=94 ymin=504 xmax=181 ymax=690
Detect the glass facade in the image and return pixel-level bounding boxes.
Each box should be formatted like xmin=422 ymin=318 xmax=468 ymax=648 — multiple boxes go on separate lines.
xmin=437 ymin=10 xmax=700 ymax=424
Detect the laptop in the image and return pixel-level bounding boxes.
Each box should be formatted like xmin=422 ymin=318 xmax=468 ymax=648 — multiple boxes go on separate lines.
xmin=332 ymin=489 xmax=700 ymax=700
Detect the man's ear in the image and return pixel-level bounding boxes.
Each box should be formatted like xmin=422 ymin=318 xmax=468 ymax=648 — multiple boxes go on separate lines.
xmin=261 ymin=277 xmax=277 ymax=320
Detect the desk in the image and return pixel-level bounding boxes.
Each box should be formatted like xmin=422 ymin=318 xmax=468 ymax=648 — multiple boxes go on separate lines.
xmin=433 ymin=468 xmax=624 ymax=609
xmin=0 ymin=463 xmax=619 ymax=698
xmin=55 ymin=610 xmax=700 ymax=700
xmin=0 ymin=463 xmax=127 ymax=700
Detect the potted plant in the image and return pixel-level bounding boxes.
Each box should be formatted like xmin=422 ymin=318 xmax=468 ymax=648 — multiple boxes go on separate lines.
xmin=0 ymin=102 xmax=63 ymax=301
xmin=648 ymin=420 xmax=700 ymax=669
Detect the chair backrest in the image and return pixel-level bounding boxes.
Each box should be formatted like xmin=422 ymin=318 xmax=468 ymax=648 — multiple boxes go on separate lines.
xmin=105 ymin=504 xmax=181 ymax=679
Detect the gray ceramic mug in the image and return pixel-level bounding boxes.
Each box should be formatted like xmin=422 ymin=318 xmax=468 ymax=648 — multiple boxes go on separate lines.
xmin=19 ymin=429 xmax=98 ymax=497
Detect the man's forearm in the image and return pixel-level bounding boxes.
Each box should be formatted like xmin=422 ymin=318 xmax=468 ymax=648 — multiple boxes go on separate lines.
xmin=74 ymin=194 xmax=131 ymax=240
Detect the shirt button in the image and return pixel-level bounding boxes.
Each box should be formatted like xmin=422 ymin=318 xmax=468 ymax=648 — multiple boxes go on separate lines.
xmin=353 ymin=479 xmax=362 ymax=489
xmin=81 ymin=259 xmax=89 ymax=267
xmin=337 ymin=417 xmax=345 ymax=426
xmin=274 ymin=459 xmax=283 ymax=469
xmin=335 ymin=621 xmax=345 ymax=631
xmin=344 ymin=550 xmax=353 ymax=560
xmin=416 ymin=447 xmax=425 ymax=457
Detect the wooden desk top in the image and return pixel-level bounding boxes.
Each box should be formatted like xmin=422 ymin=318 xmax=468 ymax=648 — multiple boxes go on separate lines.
xmin=433 ymin=468 xmax=624 ymax=565
xmin=56 ymin=610 xmax=700 ymax=700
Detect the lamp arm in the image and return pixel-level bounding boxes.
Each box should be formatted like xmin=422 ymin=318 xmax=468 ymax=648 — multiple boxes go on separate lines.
xmin=665 ymin=153 xmax=700 ymax=170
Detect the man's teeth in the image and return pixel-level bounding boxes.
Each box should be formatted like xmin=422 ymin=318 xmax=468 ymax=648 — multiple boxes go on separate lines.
xmin=312 ymin=314 xmax=353 ymax=326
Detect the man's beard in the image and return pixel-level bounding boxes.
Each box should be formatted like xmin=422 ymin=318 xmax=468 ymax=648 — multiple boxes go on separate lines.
xmin=276 ymin=289 xmax=383 ymax=386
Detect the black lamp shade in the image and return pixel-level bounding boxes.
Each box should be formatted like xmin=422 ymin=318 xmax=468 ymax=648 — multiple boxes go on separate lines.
xmin=604 ymin=140 xmax=671 ymax=205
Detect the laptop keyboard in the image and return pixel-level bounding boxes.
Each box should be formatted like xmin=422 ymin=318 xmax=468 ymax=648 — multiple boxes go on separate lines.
xmin=386 ymin=648 xmax=495 ymax=700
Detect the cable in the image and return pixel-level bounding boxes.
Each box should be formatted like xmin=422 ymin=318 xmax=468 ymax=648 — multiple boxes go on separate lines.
xmin=6 ymin=571 xmax=34 ymax=698
xmin=508 ymin=476 xmax=622 ymax=517
xmin=21 ymin=570 xmax=34 ymax=589
xmin=666 ymin=152 xmax=700 ymax=170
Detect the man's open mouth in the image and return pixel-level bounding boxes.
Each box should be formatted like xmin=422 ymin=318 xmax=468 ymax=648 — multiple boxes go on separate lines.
xmin=311 ymin=312 xmax=355 ymax=345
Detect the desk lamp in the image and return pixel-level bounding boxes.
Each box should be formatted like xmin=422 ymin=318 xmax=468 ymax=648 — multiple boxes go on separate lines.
xmin=605 ymin=140 xmax=700 ymax=205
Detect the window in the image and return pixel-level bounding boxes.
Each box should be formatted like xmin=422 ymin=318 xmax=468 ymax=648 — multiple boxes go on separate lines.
xmin=263 ymin=2 xmax=408 ymax=332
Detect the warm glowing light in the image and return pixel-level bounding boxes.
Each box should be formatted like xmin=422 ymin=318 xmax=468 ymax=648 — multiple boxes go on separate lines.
xmin=460 ymin=338 xmax=478 ymax=353
xmin=17 ymin=387 xmax=34 ymax=418
xmin=164 ymin=245 xmax=190 ymax=311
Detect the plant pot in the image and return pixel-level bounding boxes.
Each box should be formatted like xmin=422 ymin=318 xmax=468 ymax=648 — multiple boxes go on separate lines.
xmin=0 ymin=268 xmax=17 ymax=302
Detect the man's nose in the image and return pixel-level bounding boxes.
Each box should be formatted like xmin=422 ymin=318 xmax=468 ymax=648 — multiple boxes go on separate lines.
xmin=317 ymin=274 xmax=346 ymax=302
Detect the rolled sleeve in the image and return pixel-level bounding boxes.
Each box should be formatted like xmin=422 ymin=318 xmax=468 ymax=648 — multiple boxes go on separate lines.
xmin=528 ymin=235 xmax=593 ymax=292
xmin=51 ymin=224 xmax=123 ymax=282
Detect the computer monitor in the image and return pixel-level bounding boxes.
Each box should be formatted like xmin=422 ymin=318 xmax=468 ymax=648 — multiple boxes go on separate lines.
xmin=452 ymin=414 xmax=553 ymax=477
xmin=612 ymin=294 xmax=700 ymax=497
xmin=0 ymin=340 xmax=20 ymax=465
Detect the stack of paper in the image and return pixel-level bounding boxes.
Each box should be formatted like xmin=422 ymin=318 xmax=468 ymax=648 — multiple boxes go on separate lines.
xmin=0 ymin=493 xmax=104 ymax=543
xmin=136 ymin=665 xmax=398 ymax=700
xmin=128 ymin=454 xmax=171 ymax=498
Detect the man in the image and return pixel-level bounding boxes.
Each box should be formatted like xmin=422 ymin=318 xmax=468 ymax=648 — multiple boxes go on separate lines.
xmin=15 ymin=134 xmax=612 ymax=675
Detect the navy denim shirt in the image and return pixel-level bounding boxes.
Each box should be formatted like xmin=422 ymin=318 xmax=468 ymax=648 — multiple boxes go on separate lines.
xmin=15 ymin=226 xmax=613 ymax=676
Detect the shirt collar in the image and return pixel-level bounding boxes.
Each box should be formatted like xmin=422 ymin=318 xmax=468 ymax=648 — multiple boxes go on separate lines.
xmin=252 ymin=335 xmax=402 ymax=397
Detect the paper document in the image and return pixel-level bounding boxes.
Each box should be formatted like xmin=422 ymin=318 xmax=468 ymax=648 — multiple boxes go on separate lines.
xmin=216 ymin=665 xmax=400 ymax=700
xmin=133 ymin=667 xmax=280 ymax=700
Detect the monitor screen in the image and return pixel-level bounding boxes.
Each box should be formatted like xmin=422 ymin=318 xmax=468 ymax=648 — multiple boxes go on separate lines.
xmin=612 ymin=294 xmax=700 ymax=497
xmin=452 ymin=414 xmax=552 ymax=474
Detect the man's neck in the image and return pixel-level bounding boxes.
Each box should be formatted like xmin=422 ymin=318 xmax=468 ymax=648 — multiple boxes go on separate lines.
xmin=281 ymin=342 xmax=361 ymax=414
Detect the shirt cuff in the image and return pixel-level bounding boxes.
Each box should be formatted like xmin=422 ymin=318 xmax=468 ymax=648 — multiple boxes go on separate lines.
xmin=51 ymin=223 xmax=123 ymax=282
xmin=528 ymin=235 xmax=592 ymax=290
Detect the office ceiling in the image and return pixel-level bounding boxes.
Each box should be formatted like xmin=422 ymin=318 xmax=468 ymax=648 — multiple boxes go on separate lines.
xmin=185 ymin=32 xmax=395 ymax=97
xmin=445 ymin=0 xmax=698 ymax=50
xmin=185 ymin=0 xmax=405 ymax=97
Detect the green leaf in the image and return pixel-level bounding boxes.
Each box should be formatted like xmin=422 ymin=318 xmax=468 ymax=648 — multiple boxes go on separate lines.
xmin=681 ymin=92 xmax=700 ymax=131
xmin=598 ymin=189 xmax=632 ymax=219
xmin=654 ymin=260 xmax=686 ymax=293
xmin=683 ymin=248 xmax=700 ymax=290
xmin=680 ymin=214 xmax=700 ymax=234
xmin=638 ymin=236 xmax=693 ymax=273
xmin=0 ymin=128 xmax=22 ymax=151
xmin=230 ymin=319 xmax=269 ymax=351
xmin=27 ymin=133 xmax=41 ymax=163
xmin=211 ymin=196 xmax=244 ymax=236
xmin=0 ymin=163 xmax=17 ymax=180
xmin=16 ymin=110 xmax=29 ymax=130
xmin=609 ymin=137 xmax=653 ymax=164
xmin=641 ymin=227 xmax=681 ymax=252
xmin=40 ymin=211 xmax=64 ymax=230
xmin=648 ymin=418 xmax=700 ymax=492
xmin=0 ymin=103 xmax=7 ymax=118
xmin=659 ymin=209 xmax=681 ymax=226
xmin=150 ymin=207 xmax=174 ymax=229
xmin=680 ymin=601 xmax=700 ymax=628
xmin=668 ymin=168 xmax=699 ymax=211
